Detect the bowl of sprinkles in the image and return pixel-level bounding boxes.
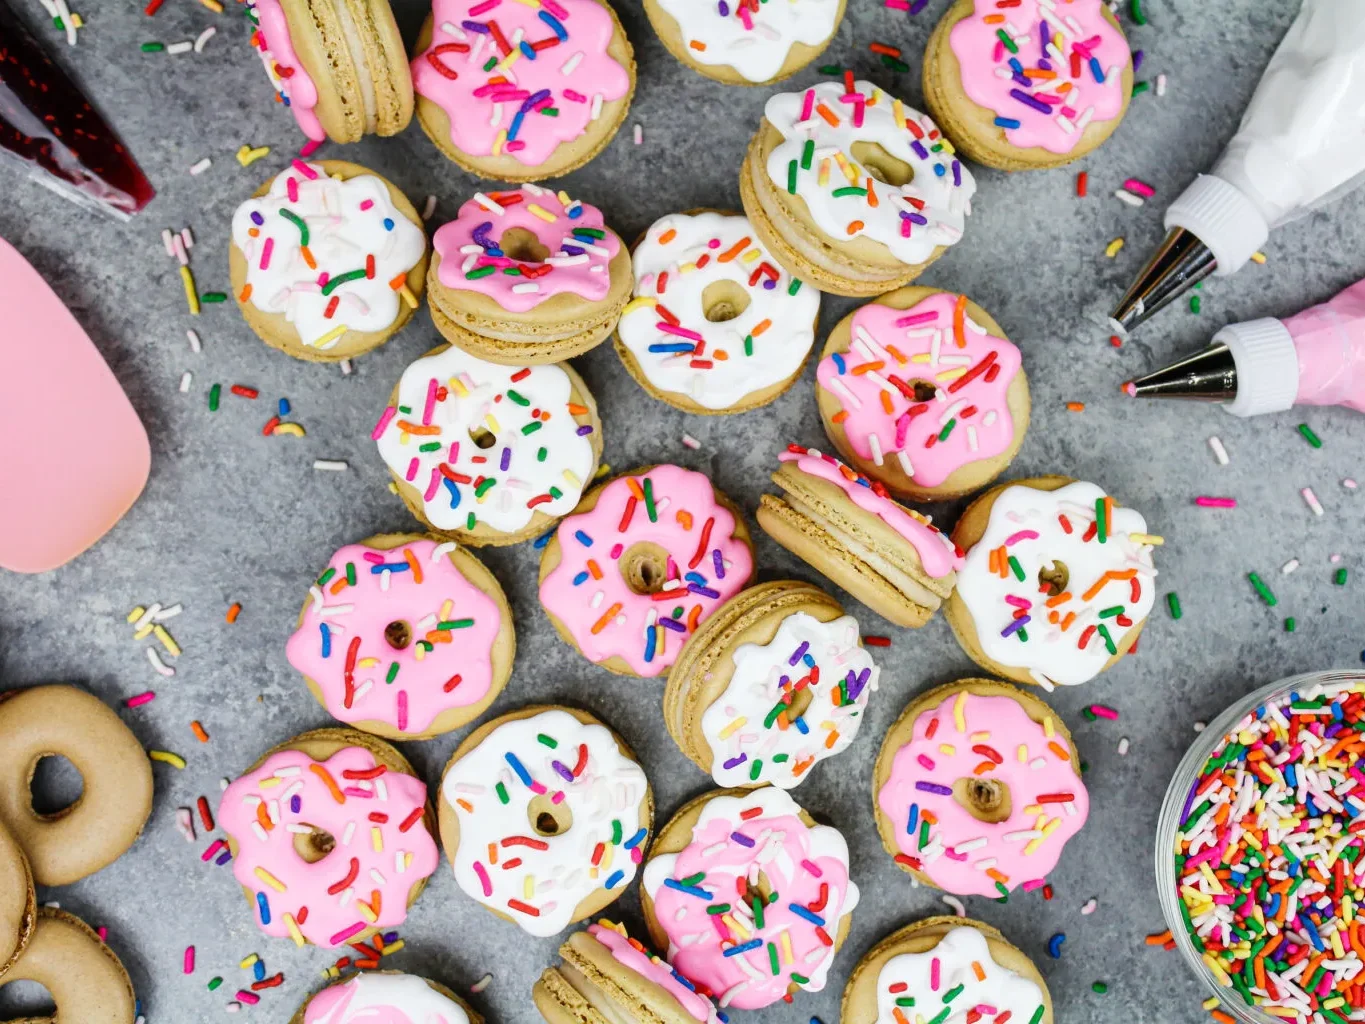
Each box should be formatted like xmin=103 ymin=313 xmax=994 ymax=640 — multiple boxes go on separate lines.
xmin=1158 ymin=670 xmax=1365 ymax=1024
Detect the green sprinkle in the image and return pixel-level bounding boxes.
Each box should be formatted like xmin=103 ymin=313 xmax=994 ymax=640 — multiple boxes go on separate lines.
xmin=1096 ymin=623 xmax=1117 ymax=655
xmin=495 ymin=782 xmax=509 ymax=804
xmin=832 ymin=186 xmax=868 ymax=197
xmin=208 ymin=383 xmax=221 ymax=411
xmin=1167 ymin=592 xmax=1182 ymax=619
xmin=418 ymin=442 xmax=442 ymax=452
xmin=789 ymin=973 xmax=809 ymax=985
xmin=995 ymin=28 xmax=1018 ymax=53
xmin=926 ymin=1009 xmax=951 ymax=1024
xmin=1336 ymin=568 xmax=1349 ymax=585
xmin=1092 ymin=981 xmax=1109 ymax=994
xmin=539 ymin=107 xmax=559 ymax=117
xmin=1028 ymin=1008 xmax=1045 ymax=1024
xmin=788 ymin=279 xmax=803 ymax=296
xmin=466 ymin=511 xmax=477 ymax=531
xmin=321 ymin=269 xmax=367 ymax=296
xmin=819 ymin=64 xmax=841 ymax=74
xmin=772 ymin=753 xmax=789 ymax=763
xmin=896 ymin=997 xmax=916 ymax=1007
xmin=1284 ymin=617 xmax=1296 ymax=633
xmin=1016 ymin=627 xmax=1028 ymax=642
xmin=801 ymin=139 xmax=814 ymax=170
xmin=995 ymin=880 xmax=1009 ymax=897
xmin=317 ymin=567 xmax=336 ymax=586
xmin=1247 ymin=572 xmax=1278 ymax=607
xmin=706 ymin=903 xmax=730 ymax=915
xmin=1131 ymin=80 xmax=1149 ymax=96
xmin=483 ymin=57 xmax=498 ymax=72
xmin=549 ymin=487 xmax=561 ymax=499
xmin=537 ymin=447 xmax=548 ymax=462
xmin=141 ymin=41 xmax=165 ymax=52
xmin=1098 ymin=605 xmax=1124 ymax=618
xmin=1190 ymin=296 xmax=1202 ymax=314
xmin=207 ymin=977 xmax=223 ymax=991
xmin=502 ymin=267 xmax=523 ymax=276
xmin=942 ymin=984 xmax=965 ymax=1003
xmin=465 ymin=265 xmax=497 ymax=280
xmin=752 ymin=896 xmax=765 ymax=930
xmin=1082 ymin=707 xmax=1098 ymax=721
xmin=385 ymin=662 xmax=399 ymax=683
xmin=1130 ymin=0 xmax=1147 ymax=24
xmin=521 ymin=421 xmax=543 ymax=436
xmin=279 ymin=208 xmax=309 ymax=246
xmin=918 ymin=819 xmax=930 ymax=850
xmin=201 ymin=292 xmax=227 ymax=303
xmin=1007 ymin=555 xmax=1025 ymax=582
xmin=744 ymin=335 xmax=754 ymax=356
xmin=611 ymin=820 xmax=622 ymax=845
xmin=474 ymin=479 xmax=496 ymax=498
xmin=398 ymin=405 xmax=412 ymax=414
xmin=787 ymin=160 xmax=798 ymax=195
xmin=643 ymin=477 xmax=658 ymax=522
xmin=1298 ymin=423 xmax=1323 ymax=448
xmin=750 ymin=758 xmax=763 ymax=781
xmin=346 ymin=561 xmax=356 ymax=586
xmin=679 ymin=872 xmax=706 ymax=887
xmin=507 ymin=389 xmax=530 ymax=406
xmin=536 ymin=733 xmax=558 ymax=748
xmin=881 ymin=55 xmax=910 ymax=72
xmin=573 ymin=227 xmax=605 ymax=239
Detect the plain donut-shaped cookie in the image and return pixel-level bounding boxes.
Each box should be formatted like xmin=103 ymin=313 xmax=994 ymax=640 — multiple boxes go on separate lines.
xmin=0 ymin=686 xmax=153 ymax=886
xmin=0 ymin=816 xmax=35 ymax=977
xmin=0 ymin=907 xmax=135 ymax=1024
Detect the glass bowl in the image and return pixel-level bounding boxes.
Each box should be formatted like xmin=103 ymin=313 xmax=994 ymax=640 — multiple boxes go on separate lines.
xmin=1155 ymin=669 xmax=1365 ymax=1024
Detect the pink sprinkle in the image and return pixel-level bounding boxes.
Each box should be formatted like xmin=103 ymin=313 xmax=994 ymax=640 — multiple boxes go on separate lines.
xmin=126 ymin=691 xmax=156 ymax=708
xmin=1123 ymin=178 xmax=1155 ymax=197
xmin=201 ymin=839 xmax=225 ymax=862
xmin=738 ymin=5 xmax=752 ymax=29
xmin=236 ymin=990 xmax=261 ymax=1006
xmin=1089 ymin=705 xmax=1119 ymax=721
xmin=98 ymin=926 xmax=107 ymax=942
xmin=424 ymin=468 xmax=442 ymax=502
xmin=467 ymin=0 xmax=498 ymax=12
xmin=631 ymin=846 xmax=643 ymax=863
xmin=1195 ymin=496 xmax=1237 ymax=508
xmin=931 ymin=957 xmax=941 ymax=991
xmin=329 ymin=922 xmax=366 ymax=946
xmin=800 ymin=858 xmax=823 ymax=877
xmin=291 ymin=159 xmax=318 ymax=180
xmin=658 ymin=322 xmax=705 ymax=342
xmin=363 ymin=551 xmax=386 ymax=563
xmin=1022 ymin=878 xmax=1046 ymax=892
xmin=299 ymin=138 xmax=322 ymax=158
xmin=397 ymin=690 xmax=408 ymax=732
xmin=895 ymin=310 xmax=939 ymax=328
xmin=1003 ymin=595 xmax=1031 ymax=609
xmin=474 ymin=861 xmax=493 ymax=896
xmin=1003 ymin=529 xmax=1039 ymax=545
xmin=405 ymin=457 xmax=420 ymax=482
xmin=563 ymin=89 xmax=587 ymax=103
xmin=993 ymin=39 xmax=1004 ymax=62
xmin=800 ymin=88 xmax=815 ymax=122
xmin=610 ymin=543 xmax=624 ymax=559
xmin=371 ymin=406 xmax=397 ymax=440
xmin=894 ymin=413 xmax=911 ymax=447
xmin=359 ymin=199 xmax=374 ymax=211
xmin=287 ymin=177 xmax=299 ymax=203
xmin=259 ymin=236 xmax=274 ymax=271
xmin=542 ymin=0 xmax=569 ymax=17
xmin=885 ymin=0 xmax=910 ymax=9
xmin=422 ymin=378 xmax=438 ymax=426
xmin=184 ymin=945 xmax=195 ymax=974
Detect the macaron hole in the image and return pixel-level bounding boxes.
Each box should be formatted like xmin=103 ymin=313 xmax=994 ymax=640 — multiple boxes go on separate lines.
xmin=741 ymin=871 xmax=776 ymax=908
xmin=907 ymin=378 xmax=939 ymax=403
xmin=0 ymin=979 xmax=56 ymax=1019
xmin=1037 ymin=560 xmax=1070 ymax=597
xmin=701 ymin=280 xmax=751 ymax=323
xmin=953 ymin=776 xmax=1013 ymax=824
xmin=28 ymin=753 xmax=83 ymax=820
xmin=468 ymin=426 xmax=497 ymax=450
xmin=621 ymin=542 xmax=671 ymax=596
xmin=292 ymin=826 xmax=336 ymax=864
xmin=498 ymin=227 xmax=550 ymax=264
xmin=527 ymin=793 xmax=573 ymax=837
xmin=384 ymin=619 xmax=412 ymax=650
xmin=851 ymin=142 xmax=914 ymax=187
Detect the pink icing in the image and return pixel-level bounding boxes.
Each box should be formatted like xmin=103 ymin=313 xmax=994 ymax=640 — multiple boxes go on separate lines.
xmin=433 ymin=186 xmax=621 ymax=314
xmin=816 ymin=292 xmax=1022 ymax=488
xmin=284 ymin=540 xmax=502 ymax=736
xmin=1287 ymin=277 xmax=1365 ymax=414
xmin=947 ymin=0 xmax=1130 ymax=155
xmin=588 ymin=925 xmax=716 ymax=1022
xmin=218 ymin=747 xmax=439 ymax=947
xmin=539 ymin=464 xmax=752 ymax=677
xmin=250 ymin=0 xmax=324 ymax=142
xmin=778 ymin=446 xmax=964 ymax=578
xmin=876 ymin=690 xmax=1089 ymax=897
xmin=411 ymin=0 xmax=631 ymax=168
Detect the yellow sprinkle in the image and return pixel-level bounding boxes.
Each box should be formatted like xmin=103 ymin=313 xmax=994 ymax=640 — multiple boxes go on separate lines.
xmin=149 ymin=749 xmax=186 ymax=769
xmin=968 ymin=731 xmax=990 ymax=742
xmin=153 ymin=623 xmax=181 ymax=657
xmin=1105 ymin=237 xmax=1125 ymax=258
xmin=440 ymin=600 xmax=454 ymax=619
xmin=527 ymin=203 xmax=558 ymax=223
xmin=492 ymin=130 xmax=507 ymax=156
xmin=198 ymin=0 xmax=223 ymax=12
xmin=126 ymin=606 xmax=146 ymax=624
xmin=449 ymin=376 xmax=469 ymax=398
xmin=310 ymin=324 xmax=349 ymax=349
xmin=722 ymin=914 xmax=750 ymax=940
xmin=719 ymin=716 xmax=747 ymax=740
xmin=909 ymin=353 xmax=932 ymax=363
xmin=741 ymin=249 xmax=761 ymax=264
xmin=70 ymin=12 xmax=82 ymax=26
xmin=556 ymin=189 xmax=572 ymax=205
xmin=258 ymin=777 xmax=282 ymax=788
xmin=381 ymin=939 xmax=405 ymax=956
xmin=833 ymin=151 xmax=860 ymax=185
xmin=180 ymin=265 xmax=200 ymax=315
xmin=272 ymin=422 xmax=306 ymax=437
xmin=938 ymin=744 xmax=957 ymax=756
xmin=1331 ymin=927 xmax=1346 ymax=959
xmin=600 ymin=843 xmax=613 ymax=872
xmin=133 ymin=623 xmax=154 ymax=640
xmin=935 ymin=368 xmax=966 ymax=382
xmin=818 ymin=158 xmax=830 ymax=187
xmin=1129 ymin=533 xmax=1164 ymax=545
xmin=1017 ymin=744 xmax=1028 ymax=762
xmin=239 ymin=954 xmax=259 ymax=969
xmin=236 ymin=145 xmax=271 ymax=167
xmin=371 ymin=826 xmax=383 ymax=853
xmin=1201 ymin=998 xmax=1220 ymax=1010
xmin=679 ymin=262 xmax=697 ymax=274
xmin=953 ymin=692 xmax=967 ymax=732
xmin=562 ymin=469 xmax=581 ymax=488
xmin=1043 ymin=717 xmax=1055 ymax=738
xmin=1023 ymin=838 xmax=1043 ymax=855
xmin=357 ymin=900 xmax=377 ymax=924
xmin=485 ymin=414 xmax=501 ymax=434
xmin=523 ymin=874 xmax=535 ymax=899
xmin=284 ymin=914 xmax=306 ymax=947
xmin=1041 ymin=817 xmax=1060 ymax=835
xmin=892 ymin=98 xmax=907 ymax=130
xmin=1251 ymin=251 xmax=1267 ymax=265
xmin=622 ymin=297 xmax=658 ymax=316
xmin=1202 ymin=953 xmax=1233 ymax=987
xmin=358 ymin=658 xmax=380 ymax=669
xmin=780 ymin=930 xmax=794 ymax=965
xmin=254 ymin=867 xmax=287 ymax=892
xmin=398 ymin=284 xmax=419 ymax=309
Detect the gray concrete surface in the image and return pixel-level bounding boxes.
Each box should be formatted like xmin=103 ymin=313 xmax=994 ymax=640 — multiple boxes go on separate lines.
xmin=0 ymin=0 xmax=1361 ymax=1021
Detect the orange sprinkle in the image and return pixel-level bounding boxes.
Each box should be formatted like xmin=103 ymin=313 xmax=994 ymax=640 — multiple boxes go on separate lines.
xmin=395 ymin=420 xmax=441 ymax=436
xmin=329 ymin=578 xmax=349 ymax=595
xmin=658 ymin=229 xmax=677 ymax=244
xmin=846 ymin=220 xmax=865 ymax=235
xmin=866 ymin=178 xmax=879 ymax=208
xmin=1023 ymin=68 xmax=1058 ymax=80
xmin=238 ymin=284 xmax=253 ymax=303
xmin=487 ymin=842 xmax=497 ymax=865
xmin=953 ymin=293 xmax=967 ymax=348
xmin=1047 ymin=741 xmax=1071 ymax=760
xmin=880 ymin=391 xmax=894 ymax=414
xmin=971 ymin=961 xmax=986 ymax=982
xmin=815 ymin=103 xmax=841 ymax=126
xmin=751 ymin=318 xmax=772 ymax=337
xmin=403 ymin=548 xmax=423 ymax=584
xmin=1081 ymin=569 xmax=1137 ymax=602
xmin=988 ymin=548 xmax=1000 ymax=574
xmin=983 ymin=12 xmax=1005 ymax=21
xmin=226 ymin=602 xmax=242 ymax=623
xmin=586 ymin=559 xmax=603 ymax=580
xmin=832 ymin=410 xmax=848 ymax=423
xmin=1144 ymin=931 xmax=1173 ymax=945
xmin=424 ymin=630 xmax=452 ymax=644
xmin=256 ymin=802 xmax=273 ymax=832
xmin=591 ymin=603 xmax=623 ymax=635
xmin=300 ymin=245 xmax=317 ymax=270
xmin=627 ymin=478 xmax=646 ymax=501
xmin=687 ymin=604 xmax=702 ymax=631
xmin=1045 ymin=592 xmax=1072 ymax=607
xmin=675 ymin=510 xmax=693 ymax=530
xmin=1211 ymin=1012 xmax=1235 ymax=1024
xmin=689 ymin=39 xmax=706 ymax=51
xmin=309 ymin=763 xmax=347 ymax=804
xmin=567 ymin=403 xmax=589 ymax=415
xmin=456 ymin=798 xmax=473 ymax=813
xmin=985 ymin=868 xmax=1009 ymax=884
xmin=791 ymin=756 xmax=815 ymax=777
xmin=886 ymin=344 xmax=907 ymax=363
xmin=388 ymin=272 xmax=407 ymax=290
xmin=824 ymin=730 xmax=840 ymax=749
xmin=718 ymin=237 xmax=751 ymax=263
xmin=1066 ymin=401 xmax=1085 ymax=412
xmin=851 ymin=360 xmax=885 ymax=375
xmin=191 ymin=720 xmax=210 ymax=743
xmin=1059 ymin=611 xmax=1077 ymax=631
xmin=1103 ymin=496 xmax=1115 ymax=534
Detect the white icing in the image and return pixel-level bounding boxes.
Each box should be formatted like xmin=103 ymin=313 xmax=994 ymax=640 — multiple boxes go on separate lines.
xmin=699 ymin=612 xmax=876 ymax=789
xmin=618 ymin=212 xmax=819 ymax=410
xmin=873 ymin=926 xmax=1047 ymax=1024
xmin=306 ymin=972 xmax=470 ymax=1024
xmin=657 ymin=0 xmax=842 ymax=83
xmin=954 ymin=481 xmax=1158 ymax=687
xmin=230 ymin=164 xmax=425 ymax=348
xmin=763 ymin=81 xmax=975 ymax=265
xmin=374 ymin=346 xmax=597 ymax=535
xmin=440 ymin=709 xmax=650 ymax=937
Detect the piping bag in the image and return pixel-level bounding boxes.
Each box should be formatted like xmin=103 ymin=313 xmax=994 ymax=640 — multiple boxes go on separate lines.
xmin=1125 ymin=277 xmax=1365 ymax=417
xmin=1110 ymin=0 xmax=1365 ymax=335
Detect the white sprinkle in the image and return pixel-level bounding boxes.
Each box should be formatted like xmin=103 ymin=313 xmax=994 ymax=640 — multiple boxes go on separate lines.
xmin=54 ymin=0 xmax=75 ymax=45
xmin=1081 ymin=897 xmax=1098 ymax=915
xmin=1114 ymin=188 xmax=1144 ymax=207
xmin=313 ymin=460 xmax=349 ymax=472
xmin=1345 ymin=478 xmax=1358 ymax=490
xmin=1117 ymin=737 xmax=1129 ymax=756
xmin=1282 ymin=559 xmax=1300 ymax=575
xmin=1302 ymin=486 xmax=1324 ymax=516
xmin=473 ymin=192 xmax=505 ymax=215
xmin=681 ymin=434 xmax=701 ymax=450
xmin=590 ymin=93 xmax=603 ymax=121
xmin=146 ymin=647 xmax=176 ymax=677
xmin=511 ymin=283 xmax=540 ymax=294
xmin=1193 ymin=721 xmax=1206 ymax=733
xmin=868 ymin=432 xmax=884 ymax=466
xmin=1330 ymin=553 xmax=1343 ymax=564
xmin=179 ymin=372 xmax=193 ymax=393
xmin=175 ymin=807 xmax=196 ymax=842
xmin=1156 ymin=73 xmax=1167 ymax=96
xmin=633 ymin=123 xmax=643 ymax=145
xmin=470 ymin=974 xmax=493 ymax=994
xmin=167 ymin=40 xmax=194 ymax=55
xmin=154 ymin=604 xmax=183 ymax=621
xmin=439 ymin=20 xmax=465 ymax=37
xmin=1208 ymin=436 xmax=1229 ymax=465
xmin=161 ymin=228 xmax=176 ymax=258
xmin=560 ymin=51 xmax=583 ymax=75
xmin=339 ymin=359 xmax=353 ymax=376
xmin=186 ymin=329 xmax=202 ymax=353
xmin=942 ymin=895 xmax=966 ymax=917
xmin=896 ymin=450 xmax=915 ymax=478
xmin=194 ymin=26 xmax=216 ymax=52
xmin=181 ymin=227 xmax=194 ymax=249
xmin=173 ymin=235 xmax=188 ymax=266
xmin=421 ymin=195 xmax=437 ymax=220
xmin=189 ymin=156 xmax=211 ymax=175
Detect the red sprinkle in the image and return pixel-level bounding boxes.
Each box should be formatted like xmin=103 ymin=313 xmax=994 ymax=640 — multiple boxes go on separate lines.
xmin=862 ymin=635 xmax=891 ymax=647
xmin=230 ymin=385 xmax=259 ymax=399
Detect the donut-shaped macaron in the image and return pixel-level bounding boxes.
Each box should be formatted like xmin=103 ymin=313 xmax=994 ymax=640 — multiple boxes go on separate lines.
xmin=428 ymin=186 xmax=633 ymax=365
xmin=536 ymin=921 xmax=721 ymax=1024
xmin=644 ymin=0 xmax=846 ymax=86
xmin=615 ymin=210 xmax=820 ymax=414
xmin=374 ymin=344 xmax=603 ymax=545
xmin=758 ymin=445 xmax=963 ymax=628
xmin=945 ymin=475 xmax=1158 ymax=688
xmin=285 ymin=534 xmax=515 ymax=740
xmin=538 ymin=464 xmax=755 ymax=677
xmin=229 ymin=160 xmax=428 ymax=362
xmin=0 ymin=817 xmax=34 ymax=977
xmin=641 ymin=786 xmax=859 ymax=1010
xmin=439 ymin=706 xmax=653 ymax=936
xmin=0 ymin=685 xmax=153 ymax=886
xmin=874 ymin=679 xmax=1089 ymax=898
xmin=923 ymin=0 xmax=1133 ymax=171
xmin=217 ymin=728 xmax=439 ymax=948
xmin=740 ymin=80 xmax=976 ymax=297
xmin=294 ymin=971 xmax=484 ymax=1024
xmin=816 ymin=286 xmax=1029 ymax=500
xmin=841 ymin=916 xmax=1053 ymax=1024
xmin=665 ymin=581 xmax=879 ymax=790
xmin=0 ymin=907 xmax=136 ymax=1024
xmin=411 ymin=0 xmax=635 ymax=181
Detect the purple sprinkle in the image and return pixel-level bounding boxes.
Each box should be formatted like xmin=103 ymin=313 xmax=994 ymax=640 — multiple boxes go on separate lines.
xmin=215 ymin=850 xmax=233 ymax=866
xmin=951 ymin=160 xmax=961 ymax=187
xmin=730 ymin=831 xmax=756 ymax=848
xmin=518 ymin=88 xmax=552 ymax=116
xmin=688 ymin=584 xmax=720 ymax=599
xmin=723 ymin=754 xmax=747 ymax=769
xmin=712 ymin=549 xmax=725 ymax=579
xmin=659 ymin=617 xmax=688 ymax=633
xmin=1178 ymin=778 xmax=1199 ymax=826
xmin=250 ymin=211 xmax=264 ymax=226
xmin=846 ymin=667 xmax=872 ymax=702
xmin=762 ymin=279 xmax=776 ymax=290
xmin=290 ymin=795 xmax=301 ymax=813
xmin=788 ymin=640 xmax=810 ymax=666
xmin=1133 ymin=49 xmax=1144 ymax=73
xmin=916 ymin=781 xmax=953 ymax=796
xmin=500 ymin=447 xmax=511 ymax=472
xmin=461 ymin=19 xmax=490 ymax=32
xmin=576 ymin=425 xmax=594 ymax=436
xmin=1009 ymin=88 xmax=1053 ymax=114
xmin=909 ymin=0 xmax=928 ymax=12
xmin=717 ymin=0 xmax=728 ymax=14
xmin=551 ymin=760 xmax=574 ymax=782
xmin=1039 ymin=20 xmax=1050 ymax=58
xmin=910 ymin=140 xmax=929 ymax=160
xmin=562 ymin=244 xmax=585 ymax=256
xmin=1001 ymin=615 xmax=1031 ymax=638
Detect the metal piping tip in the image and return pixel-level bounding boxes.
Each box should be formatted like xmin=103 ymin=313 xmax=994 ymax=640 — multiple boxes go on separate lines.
xmin=1125 ymin=343 xmax=1239 ymax=402
xmin=1110 ymin=227 xmax=1218 ymax=334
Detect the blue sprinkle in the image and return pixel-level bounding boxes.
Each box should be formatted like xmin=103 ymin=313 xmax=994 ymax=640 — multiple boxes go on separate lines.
xmin=623 ymin=827 xmax=648 ymax=849
xmin=320 ymin=622 xmax=331 ymax=658
xmin=574 ymin=530 xmax=594 ymax=547
xmin=538 ymin=10 xmax=567 ymax=39
xmin=994 ymin=116 xmax=1022 ymax=128
xmin=278 ymin=398 xmax=290 ymax=416
xmin=685 ymin=571 xmax=708 ymax=586
xmin=369 ymin=562 xmax=410 ymax=573
xmin=1089 ymin=56 xmax=1105 ymax=83
xmin=802 ymin=653 xmax=816 ymax=668
xmin=604 ymin=869 xmax=625 ymax=889
xmin=788 ymin=904 xmax=826 ymax=927
xmin=567 ymin=205 xmax=583 ymax=219
xmin=663 ymin=878 xmax=714 ymax=899
xmin=253 ymin=959 xmax=266 ymax=981
xmin=644 ymin=622 xmax=657 ymax=663
xmin=723 ymin=939 xmax=763 ymax=957
xmin=256 ymin=891 xmax=271 ymax=925
xmin=572 ymin=571 xmax=590 ymax=586
xmin=444 ymin=477 xmax=462 ymax=509
xmin=1303 ymin=915 xmax=1325 ymax=951
xmin=507 ymin=110 xmax=527 ymax=141
xmin=1048 ymin=933 xmax=1066 ymax=959
xmin=906 ymin=803 xmax=919 ymax=834
xmin=933 ymin=163 xmax=946 ymax=177
xmin=648 ymin=342 xmax=694 ymax=354
xmin=794 ymin=716 xmax=808 ymax=735
xmin=505 ymin=752 xmax=534 ymax=788
xmin=383 ymin=217 xmax=395 ymax=230
xmin=534 ymin=527 xmax=556 ymax=549
xmin=518 ymin=40 xmax=536 ymax=60
xmin=831 ymin=352 xmax=847 ymax=374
